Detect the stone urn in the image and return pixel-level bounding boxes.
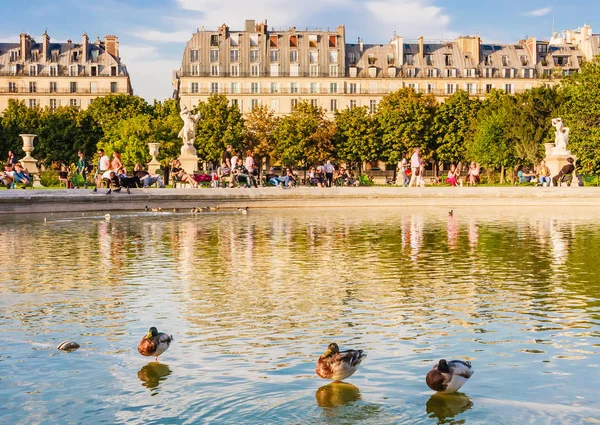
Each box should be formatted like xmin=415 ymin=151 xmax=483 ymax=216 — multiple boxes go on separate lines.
xmin=147 ymin=142 xmax=161 ymax=174
xmin=19 ymin=134 xmax=39 ymax=174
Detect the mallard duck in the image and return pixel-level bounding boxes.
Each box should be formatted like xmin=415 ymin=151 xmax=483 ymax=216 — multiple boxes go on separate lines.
xmin=145 ymin=206 xmax=162 ymax=212
xmin=426 ymin=359 xmax=474 ymax=393
xmin=208 ymin=206 xmax=219 ymax=212
xmin=237 ymin=207 xmax=248 ymax=215
xmin=137 ymin=327 xmax=173 ymax=362
xmin=316 ymin=342 xmax=366 ymax=381
xmin=57 ymin=340 xmax=80 ymax=352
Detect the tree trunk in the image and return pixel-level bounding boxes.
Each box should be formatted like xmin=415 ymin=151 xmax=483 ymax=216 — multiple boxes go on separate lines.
xmin=500 ymin=165 xmax=505 ymax=184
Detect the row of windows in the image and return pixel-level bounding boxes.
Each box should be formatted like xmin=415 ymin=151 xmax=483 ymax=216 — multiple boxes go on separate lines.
xmin=6 ymin=81 xmax=119 ymax=93
xmin=24 ymin=98 xmax=81 ymax=109
xmin=226 ymin=98 xmax=376 ymax=113
xmin=190 ymin=49 xmax=339 ymax=64
xmin=186 ymin=81 xmax=536 ymax=97
xmin=206 ymin=33 xmax=337 ymax=49
xmin=1 ymin=64 xmax=118 ymax=77
xmin=189 ymin=64 xmax=339 ymax=77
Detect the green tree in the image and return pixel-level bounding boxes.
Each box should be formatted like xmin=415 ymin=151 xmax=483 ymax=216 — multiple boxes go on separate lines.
xmin=334 ymin=106 xmax=380 ymax=174
xmin=193 ymin=94 xmax=245 ymax=164
xmin=466 ymin=91 xmax=516 ymax=183
xmin=97 ymin=114 xmax=154 ymax=169
xmin=561 ymin=57 xmax=600 ymax=173
xmin=36 ymin=106 xmax=89 ymax=166
xmin=152 ymin=99 xmax=183 ymax=166
xmin=0 ymin=99 xmax=42 ymax=162
xmin=244 ymin=104 xmax=278 ymax=172
xmin=273 ymin=100 xmax=333 ymax=168
xmin=432 ymin=90 xmax=480 ymax=166
xmin=377 ymin=88 xmax=436 ymax=165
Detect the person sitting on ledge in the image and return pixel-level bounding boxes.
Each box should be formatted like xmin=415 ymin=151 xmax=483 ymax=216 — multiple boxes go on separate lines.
xmin=517 ymin=166 xmax=536 ymax=184
xmin=171 ymin=159 xmax=197 ymax=188
xmin=537 ymin=160 xmax=551 ymax=187
xmin=1 ymin=163 xmax=15 ymax=188
xmin=233 ymin=158 xmax=251 ymax=188
xmin=467 ymin=162 xmax=480 ymax=186
xmin=134 ymin=164 xmax=164 ymax=188
xmin=13 ymin=163 xmax=31 ymax=188
xmin=445 ymin=164 xmax=459 ymax=187
xmin=552 ymin=157 xmax=575 ymax=187
xmin=101 ymin=170 xmax=121 ymax=194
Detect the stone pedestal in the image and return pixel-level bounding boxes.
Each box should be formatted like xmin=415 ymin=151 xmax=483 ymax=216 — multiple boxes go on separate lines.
xmin=19 ymin=134 xmax=39 ymax=174
xmin=178 ymin=144 xmax=198 ymax=174
xmin=147 ymin=142 xmax=161 ymax=175
xmin=544 ymin=143 xmax=577 ymax=187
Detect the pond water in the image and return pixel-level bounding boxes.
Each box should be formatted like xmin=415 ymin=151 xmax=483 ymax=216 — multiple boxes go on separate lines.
xmin=1 ymin=207 xmax=599 ymax=424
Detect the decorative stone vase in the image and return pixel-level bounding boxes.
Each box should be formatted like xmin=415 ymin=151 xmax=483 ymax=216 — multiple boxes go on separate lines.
xmin=147 ymin=142 xmax=161 ymax=175
xmin=19 ymin=134 xmax=39 ymax=174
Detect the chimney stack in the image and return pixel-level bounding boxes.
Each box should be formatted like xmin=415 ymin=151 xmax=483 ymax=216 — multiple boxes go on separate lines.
xmin=82 ymin=33 xmax=89 ymax=62
xmin=20 ymin=33 xmax=32 ymax=61
xmin=418 ymin=36 xmax=425 ymax=59
xmin=104 ymin=35 xmax=119 ymax=58
xmin=42 ymin=31 xmax=50 ymax=62
xmin=358 ymin=37 xmax=363 ymax=52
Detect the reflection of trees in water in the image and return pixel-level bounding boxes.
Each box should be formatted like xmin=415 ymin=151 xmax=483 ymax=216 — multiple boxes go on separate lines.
xmin=2 ymin=211 xmax=600 ymax=342
xmin=137 ymin=362 xmax=172 ymax=395
xmin=426 ymin=393 xmax=473 ymax=424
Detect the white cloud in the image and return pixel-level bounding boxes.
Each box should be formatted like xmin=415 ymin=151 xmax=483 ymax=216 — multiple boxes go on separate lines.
xmin=129 ymin=29 xmax=193 ymax=43
xmin=120 ymin=44 xmax=180 ymax=102
xmin=525 ymin=7 xmax=552 ymax=17
xmin=365 ymin=0 xmax=455 ymax=40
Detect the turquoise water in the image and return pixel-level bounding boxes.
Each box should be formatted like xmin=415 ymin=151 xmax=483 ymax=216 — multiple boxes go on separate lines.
xmin=1 ymin=208 xmax=599 ymax=424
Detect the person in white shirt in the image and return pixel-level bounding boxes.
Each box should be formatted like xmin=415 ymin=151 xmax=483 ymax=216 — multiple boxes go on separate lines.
xmin=409 ymin=148 xmax=421 ymax=187
xmin=324 ymin=160 xmax=335 ymax=187
xmin=93 ymin=149 xmax=111 ymax=192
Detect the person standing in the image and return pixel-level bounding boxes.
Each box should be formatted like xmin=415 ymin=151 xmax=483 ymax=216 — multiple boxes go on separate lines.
xmin=409 ymin=148 xmax=421 ymax=188
xmin=324 ymin=160 xmax=335 ymax=188
xmin=245 ymin=150 xmax=256 ymax=188
xmin=399 ymin=156 xmax=410 ymax=187
xmin=111 ymin=151 xmax=123 ymax=172
xmin=76 ymin=151 xmax=88 ymax=188
xmin=222 ymin=145 xmax=233 ymax=171
xmin=93 ymin=149 xmax=111 ymax=193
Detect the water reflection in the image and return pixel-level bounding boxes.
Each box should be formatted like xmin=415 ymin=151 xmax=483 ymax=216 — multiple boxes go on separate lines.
xmin=1 ymin=208 xmax=599 ymax=424
xmin=315 ymin=382 xmax=361 ymax=408
xmin=426 ymin=393 xmax=473 ymax=424
xmin=137 ymin=362 xmax=172 ymax=394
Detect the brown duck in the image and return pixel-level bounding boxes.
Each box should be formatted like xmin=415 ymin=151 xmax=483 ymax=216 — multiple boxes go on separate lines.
xmin=316 ymin=342 xmax=367 ymax=381
xmin=137 ymin=327 xmax=173 ymax=362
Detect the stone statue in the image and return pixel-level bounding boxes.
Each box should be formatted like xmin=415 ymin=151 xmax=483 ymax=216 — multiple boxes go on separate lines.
xmin=178 ymin=105 xmax=201 ymax=156
xmin=551 ymin=118 xmax=570 ymax=153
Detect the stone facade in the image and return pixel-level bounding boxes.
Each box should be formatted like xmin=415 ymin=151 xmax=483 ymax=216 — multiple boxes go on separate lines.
xmin=174 ymin=21 xmax=599 ymax=117
xmin=0 ymin=32 xmax=132 ymax=112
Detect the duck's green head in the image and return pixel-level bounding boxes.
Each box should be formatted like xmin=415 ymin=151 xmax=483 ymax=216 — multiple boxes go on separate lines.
xmin=322 ymin=343 xmax=340 ymax=358
xmin=146 ymin=327 xmax=158 ymax=339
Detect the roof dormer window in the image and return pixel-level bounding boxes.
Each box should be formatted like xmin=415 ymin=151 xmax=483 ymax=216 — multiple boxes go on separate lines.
xmin=51 ymin=50 xmax=59 ymax=63
xmin=10 ymin=50 xmax=19 ymax=62
xmin=71 ymin=51 xmax=79 ymax=63
xmin=31 ymin=50 xmax=39 ymax=62
xmin=91 ymin=50 xmax=99 ymax=63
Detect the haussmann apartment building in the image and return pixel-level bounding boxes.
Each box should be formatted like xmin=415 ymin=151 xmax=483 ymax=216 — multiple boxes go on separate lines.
xmin=173 ymin=20 xmax=600 ymax=117
xmin=0 ymin=32 xmax=131 ymax=113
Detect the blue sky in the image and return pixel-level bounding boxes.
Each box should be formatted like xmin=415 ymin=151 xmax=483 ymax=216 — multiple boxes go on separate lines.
xmin=1 ymin=0 xmax=598 ymax=101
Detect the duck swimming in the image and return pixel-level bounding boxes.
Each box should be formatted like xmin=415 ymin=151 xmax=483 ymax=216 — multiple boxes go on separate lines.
xmin=137 ymin=327 xmax=173 ymax=362
xmin=426 ymin=359 xmax=474 ymax=393
xmin=316 ymin=343 xmax=367 ymax=382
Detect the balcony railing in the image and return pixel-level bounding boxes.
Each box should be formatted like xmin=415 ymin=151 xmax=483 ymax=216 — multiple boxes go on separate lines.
xmin=0 ymin=87 xmax=128 ymax=95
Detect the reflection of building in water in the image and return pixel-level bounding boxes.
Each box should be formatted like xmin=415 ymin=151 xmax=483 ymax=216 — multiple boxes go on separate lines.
xmin=410 ymin=214 xmax=424 ymax=263
xmin=98 ymin=221 xmax=112 ymax=272
xmin=468 ymin=218 xmax=479 ymax=249
xmin=447 ymin=215 xmax=459 ymax=250
xmin=550 ymin=219 xmax=571 ymax=269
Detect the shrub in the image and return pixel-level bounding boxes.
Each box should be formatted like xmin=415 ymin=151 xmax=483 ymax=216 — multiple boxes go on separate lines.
xmin=40 ymin=170 xmax=60 ymax=187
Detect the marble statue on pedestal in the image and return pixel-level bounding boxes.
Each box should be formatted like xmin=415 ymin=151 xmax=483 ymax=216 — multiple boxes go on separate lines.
xmin=178 ymin=105 xmax=201 ymax=156
xmin=551 ymin=118 xmax=570 ymax=154
xmin=177 ymin=105 xmax=200 ymax=173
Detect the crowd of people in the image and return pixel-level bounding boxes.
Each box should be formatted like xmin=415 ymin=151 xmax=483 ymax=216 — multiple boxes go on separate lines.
xmin=0 ymin=144 xmax=582 ymax=191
